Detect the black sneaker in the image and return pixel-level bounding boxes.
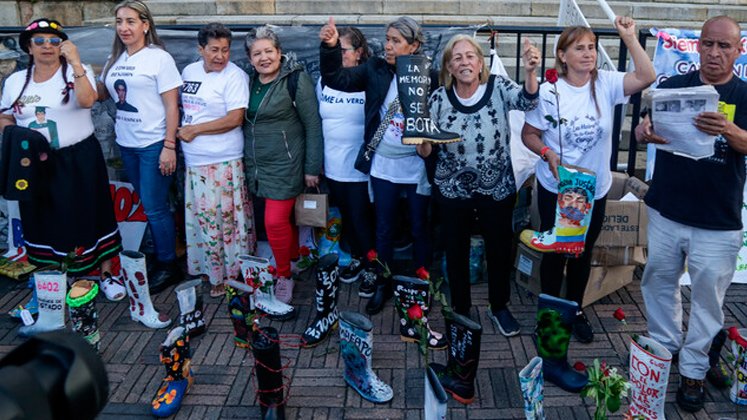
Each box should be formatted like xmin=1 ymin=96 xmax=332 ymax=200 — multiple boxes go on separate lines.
xmin=340 ymin=259 xmax=364 ymax=284
xmin=572 ymin=311 xmax=594 ymax=343
xmin=488 ymin=307 xmax=520 ymax=337
xmin=676 ymin=376 xmax=705 ymax=412
xmin=358 ymin=269 xmax=377 ymax=298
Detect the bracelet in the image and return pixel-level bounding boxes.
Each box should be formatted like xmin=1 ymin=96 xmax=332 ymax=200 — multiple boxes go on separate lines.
xmin=540 ymin=146 xmax=550 ymax=161
xmin=163 ymin=144 xmax=175 ymax=150
xmin=72 ymin=69 xmax=87 ymax=79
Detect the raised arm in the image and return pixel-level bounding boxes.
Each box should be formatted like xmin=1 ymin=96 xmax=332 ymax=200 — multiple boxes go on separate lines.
xmin=616 ymin=16 xmax=656 ymax=96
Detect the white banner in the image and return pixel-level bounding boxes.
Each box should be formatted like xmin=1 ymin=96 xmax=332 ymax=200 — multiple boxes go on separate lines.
xmin=557 ymin=0 xmax=617 ymax=71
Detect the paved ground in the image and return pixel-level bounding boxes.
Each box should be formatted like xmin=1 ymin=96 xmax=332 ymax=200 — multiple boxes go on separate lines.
xmin=0 ymin=262 xmax=745 ymax=419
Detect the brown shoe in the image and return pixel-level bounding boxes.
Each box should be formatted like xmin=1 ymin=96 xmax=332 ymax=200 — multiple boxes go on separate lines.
xmin=676 ymin=376 xmax=704 ymax=412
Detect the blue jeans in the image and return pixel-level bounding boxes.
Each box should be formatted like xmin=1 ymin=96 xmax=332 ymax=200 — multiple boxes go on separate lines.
xmin=119 ymin=141 xmax=176 ymax=263
xmin=370 ymin=176 xmax=430 ymax=269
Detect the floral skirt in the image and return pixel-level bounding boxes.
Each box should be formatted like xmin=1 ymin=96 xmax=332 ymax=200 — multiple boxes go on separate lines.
xmin=185 ymin=159 xmax=255 ymax=285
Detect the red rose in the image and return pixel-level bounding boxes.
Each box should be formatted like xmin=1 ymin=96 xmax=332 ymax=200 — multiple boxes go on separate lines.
xmin=728 ymin=327 xmax=747 ymax=348
xmin=366 ymin=249 xmax=378 ymax=262
xmin=406 ymin=304 xmax=423 ymax=321
xmin=613 ymin=308 xmax=626 ymax=322
xmin=415 ymin=266 xmax=430 ymax=280
xmin=573 ymin=361 xmax=586 ymax=371
xmin=74 ymin=246 xmax=85 ymax=256
xmin=299 ymin=246 xmax=311 ymax=257
xmin=545 ymin=68 xmax=559 ymax=84
xmin=267 ymin=266 xmax=277 ymax=276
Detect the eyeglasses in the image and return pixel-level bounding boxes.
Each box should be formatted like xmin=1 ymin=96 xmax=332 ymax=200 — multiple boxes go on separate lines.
xmin=31 ymin=37 xmax=63 ymax=47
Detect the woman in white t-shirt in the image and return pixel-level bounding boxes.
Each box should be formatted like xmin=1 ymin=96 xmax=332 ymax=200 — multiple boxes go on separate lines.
xmin=178 ymin=23 xmax=255 ymax=298
xmin=521 ymin=17 xmax=655 ymax=343
xmin=315 ymin=27 xmax=376 ymax=291
xmin=0 ymin=19 xmax=124 ymax=300
xmin=99 ymin=0 xmax=183 ymax=294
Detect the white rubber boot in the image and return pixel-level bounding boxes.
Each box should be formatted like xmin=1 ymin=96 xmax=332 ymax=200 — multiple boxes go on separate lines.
xmin=237 ymin=255 xmax=295 ymax=321
xmin=19 ymin=270 xmax=67 ymax=337
xmin=120 ymin=250 xmax=171 ymax=329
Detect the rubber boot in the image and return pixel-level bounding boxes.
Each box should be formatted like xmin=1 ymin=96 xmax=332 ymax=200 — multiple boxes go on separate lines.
xmin=302 ymin=254 xmax=340 ymax=348
xmin=519 ymin=356 xmax=545 ymax=420
xmin=520 ymin=166 xmax=596 ymax=257
xmin=729 ymin=327 xmax=747 ymax=405
xmin=628 ymin=335 xmax=672 ymax=418
xmin=120 ymin=250 xmax=171 ymax=329
xmin=425 ymin=365 xmax=448 ymax=420
xmin=225 ymin=280 xmax=255 ymax=348
xmin=535 ymin=293 xmax=588 ymax=392
xmin=19 ymin=270 xmax=67 ymax=337
xmin=66 ymin=280 xmax=101 ymax=351
xmin=174 ymin=279 xmax=206 ymax=338
xmin=393 ymin=275 xmax=446 ymax=349
xmin=252 ymin=326 xmax=286 ymax=420
xmin=151 ymin=326 xmax=194 ymax=418
xmin=339 ymin=311 xmax=393 ymax=403
xmin=396 ymin=54 xmax=460 ymax=145
xmin=429 ymin=312 xmax=482 ymax=404
xmin=9 ymin=275 xmax=38 ymax=319
xmin=706 ymin=329 xmax=731 ymax=389
xmin=238 ymin=255 xmax=295 ymax=321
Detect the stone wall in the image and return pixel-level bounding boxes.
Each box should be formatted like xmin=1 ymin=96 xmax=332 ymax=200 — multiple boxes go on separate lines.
xmin=0 ymin=0 xmax=745 ymax=27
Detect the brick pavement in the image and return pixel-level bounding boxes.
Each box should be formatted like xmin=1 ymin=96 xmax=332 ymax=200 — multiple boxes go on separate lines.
xmin=0 ymin=265 xmax=745 ymax=419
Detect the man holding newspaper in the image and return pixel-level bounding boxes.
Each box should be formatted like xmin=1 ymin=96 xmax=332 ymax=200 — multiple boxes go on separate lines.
xmin=635 ymin=15 xmax=747 ymax=413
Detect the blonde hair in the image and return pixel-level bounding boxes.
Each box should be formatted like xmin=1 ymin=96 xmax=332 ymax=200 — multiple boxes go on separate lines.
xmin=102 ymin=0 xmax=165 ymax=84
xmin=439 ymin=34 xmax=489 ymax=90
xmin=555 ymin=26 xmax=600 ymax=115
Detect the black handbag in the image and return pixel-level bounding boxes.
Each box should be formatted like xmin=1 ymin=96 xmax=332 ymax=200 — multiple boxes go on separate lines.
xmin=353 ymin=98 xmax=400 ymax=174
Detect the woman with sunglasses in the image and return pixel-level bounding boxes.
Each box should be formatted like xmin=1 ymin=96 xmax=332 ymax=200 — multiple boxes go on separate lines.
xmin=99 ymin=0 xmax=183 ymax=293
xmin=0 ymin=18 xmax=124 ymax=300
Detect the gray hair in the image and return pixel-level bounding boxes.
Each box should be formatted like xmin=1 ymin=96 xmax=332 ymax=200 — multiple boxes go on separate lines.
xmin=245 ymin=25 xmax=281 ymax=54
xmin=386 ymin=16 xmax=424 ymax=53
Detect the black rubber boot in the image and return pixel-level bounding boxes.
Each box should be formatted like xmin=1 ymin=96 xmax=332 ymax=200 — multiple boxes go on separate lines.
xmin=149 ymin=260 xmax=183 ymax=294
xmin=302 ymin=254 xmax=340 ymax=348
xmin=252 ymin=327 xmax=286 ymax=420
xmin=174 ymin=279 xmax=206 ymax=338
xmin=396 ymin=54 xmax=460 ymax=145
xmin=429 ymin=312 xmax=482 ymax=404
xmin=66 ymin=280 xmax=101 ymax=351
xmin=536 ymin=294 xmax=588 ymax=393
xmin=225 ymin=283 xmax=253 ymax=349
xmin=706 ymin=329 xmax=731 ymax=389
xmin=393 ymin=275 xmax=446 ymax=349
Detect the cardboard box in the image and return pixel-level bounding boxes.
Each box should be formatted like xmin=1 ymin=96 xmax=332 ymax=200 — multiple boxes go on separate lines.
xmin=591 ymin=246 xmax=647 ymax=266
xmin=595 ymin=173 xmax=649 ymax=247
xmin=513 ymin=243 xmax=636 ymax=307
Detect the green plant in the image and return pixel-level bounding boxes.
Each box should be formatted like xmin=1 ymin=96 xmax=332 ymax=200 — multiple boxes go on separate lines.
xmin=581 ymin=359 xmax=631 ymax=420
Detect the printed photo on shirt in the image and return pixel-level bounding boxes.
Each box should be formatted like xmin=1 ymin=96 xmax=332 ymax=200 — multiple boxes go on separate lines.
xmin=28 ymin=106 xmax=59 ymax=149
xmin=114 ymin=79 xmax=139 ymax=113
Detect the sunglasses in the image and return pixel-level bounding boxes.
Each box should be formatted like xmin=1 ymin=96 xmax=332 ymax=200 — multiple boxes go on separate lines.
xmin=31 ymin=37 xmax=63 ymax=47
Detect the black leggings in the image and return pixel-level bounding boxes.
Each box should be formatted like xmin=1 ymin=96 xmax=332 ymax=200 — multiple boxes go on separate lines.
xmin=537 ymin=183 xmax=607 ymax=307
xmin=440 ymin=193 xmax=515 ymax=314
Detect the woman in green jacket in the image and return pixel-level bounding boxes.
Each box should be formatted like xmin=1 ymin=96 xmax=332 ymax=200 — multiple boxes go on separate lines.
xmin=243 ymin=25 xmax=323 ymax=304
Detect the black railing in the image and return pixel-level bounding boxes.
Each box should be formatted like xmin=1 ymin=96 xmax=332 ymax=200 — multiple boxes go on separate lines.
xmin=1 ymin=24 xmax=655 ymax=175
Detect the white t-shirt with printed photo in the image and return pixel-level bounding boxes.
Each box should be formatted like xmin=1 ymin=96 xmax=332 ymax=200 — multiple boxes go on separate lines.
xmin=1 ymin=64 xmax=96 ymax=149
xmin=316 ymin=79 xmax=367 ymax=182
xmin=525 ymin=70 xmax=627 ymax=199
xmin=180 ymin=61 xmax=248 ymax=167
xmin=103 ymin=46 xmax=182 ymax=148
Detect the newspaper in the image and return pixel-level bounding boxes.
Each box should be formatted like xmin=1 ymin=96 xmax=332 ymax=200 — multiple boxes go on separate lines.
xmin=649 ymin=85 xmax=720 ymax=159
